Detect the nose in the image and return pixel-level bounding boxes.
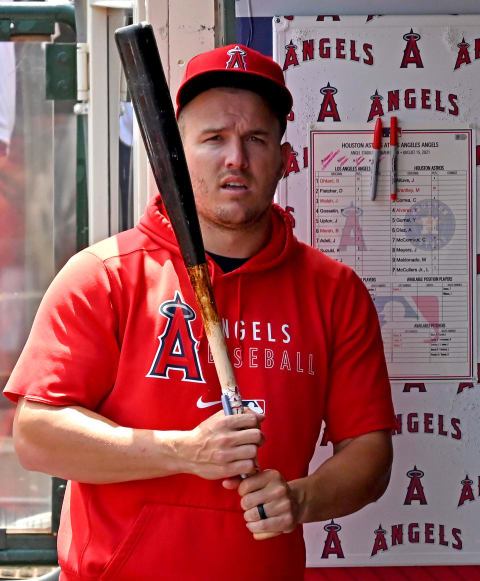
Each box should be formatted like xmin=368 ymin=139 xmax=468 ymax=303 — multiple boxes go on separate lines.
xmin=224 ymin=137 xmax=248 ymax=169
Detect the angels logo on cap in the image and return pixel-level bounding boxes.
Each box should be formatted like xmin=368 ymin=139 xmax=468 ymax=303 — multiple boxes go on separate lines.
xmin=225 ymin=46 xmax=247 ymax=70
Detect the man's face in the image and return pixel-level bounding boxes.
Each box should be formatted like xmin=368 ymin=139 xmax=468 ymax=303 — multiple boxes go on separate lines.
xmin=179 ymin=87 xmax=291 ymax=233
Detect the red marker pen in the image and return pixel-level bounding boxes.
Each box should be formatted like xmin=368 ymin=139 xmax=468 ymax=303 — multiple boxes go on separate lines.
xmin=370 ymin=117 xmax=382 ymax=201
xmin=390 ymin=116 xmax=398 ymax=201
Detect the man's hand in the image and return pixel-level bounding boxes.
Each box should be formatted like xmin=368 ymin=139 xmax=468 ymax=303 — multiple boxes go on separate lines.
xmin=223 ymin=429 xmax=392 ymax=540
xmin=13 ymin=399 xmax=265 ymax=484
xmin=182 ymin=409 xmax=264 ymax=481
xmin=225 ymin=469 xmax=301 ymax=537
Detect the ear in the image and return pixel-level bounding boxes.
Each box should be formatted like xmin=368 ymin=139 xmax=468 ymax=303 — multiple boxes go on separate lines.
xmin=278 ymin=141 xmax=292 ymax=180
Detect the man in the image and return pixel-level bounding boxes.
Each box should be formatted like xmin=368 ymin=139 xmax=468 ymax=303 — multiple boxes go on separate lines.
xmin=4 ymin=44 xmax=395 ymax=580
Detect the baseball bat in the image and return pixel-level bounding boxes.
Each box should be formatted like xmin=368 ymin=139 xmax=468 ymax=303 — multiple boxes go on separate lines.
xmin=114 ymin=22 xmax=242 ymax=414
xmin=115 ymin=23 xmax=278 ymax=539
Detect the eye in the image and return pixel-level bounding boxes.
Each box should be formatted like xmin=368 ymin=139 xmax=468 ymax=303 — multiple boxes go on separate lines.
xmin=248 ymin=135 xmax=265 ymax=143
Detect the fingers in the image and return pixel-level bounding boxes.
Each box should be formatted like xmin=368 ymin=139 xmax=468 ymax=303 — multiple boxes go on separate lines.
xmin=221 ymin=458 xmax=258 ymax=479
xmin=238 ymin=470 xmax=300 ymax=537
xmin=207 ymin=415 xmax=264 ymax=456
xmin=217 ymin=408 xmax=265 ymax=430
xmin=238 ymin=468 xmax=273 ymax=496
xmin=184 ymin=409 xmax=264 ymax=480
xmin=244 ymin=498 xmax=296 ymax=531
xmin=212 ymin=442 xmax=259 ymax=465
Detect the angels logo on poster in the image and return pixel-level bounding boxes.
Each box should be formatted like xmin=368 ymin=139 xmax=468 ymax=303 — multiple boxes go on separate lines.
xmin=457 ymin=475 xmax=480 ymax=507
xmin=370 ymin=522 xmax=463 ymax=556
xmin=320 ymin=521 xmax=344 ymax=559
xmin=400 ymin=29 xmax=424 ymax=68
xmin=453 ymin=36 xmax=480 ymax=70
xmin=369 ymin=466 xmax=463 ymax=556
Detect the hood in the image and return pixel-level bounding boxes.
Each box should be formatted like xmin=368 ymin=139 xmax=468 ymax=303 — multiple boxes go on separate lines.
xmin=136 ymin=194 xmax=297 ymax=275
xmin=136 ymin=195 xmax=298 ymax=376
xmin=136 ymin=196 xmax=181 ymax=256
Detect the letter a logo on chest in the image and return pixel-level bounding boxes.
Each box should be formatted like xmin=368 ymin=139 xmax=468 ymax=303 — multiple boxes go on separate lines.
xmin=147 ymin=291 xmax=205 ymax=383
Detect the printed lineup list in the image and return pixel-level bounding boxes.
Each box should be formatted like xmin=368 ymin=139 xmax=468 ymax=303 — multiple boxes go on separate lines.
xmin=310 ymin=127 xmax=475 ymax=379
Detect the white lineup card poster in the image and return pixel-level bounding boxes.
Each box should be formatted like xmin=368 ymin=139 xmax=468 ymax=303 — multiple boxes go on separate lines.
xmin=310 ymin=126 xmax=475 ymax=380
xmin=272 ymin=14 xmax=480 ymax=380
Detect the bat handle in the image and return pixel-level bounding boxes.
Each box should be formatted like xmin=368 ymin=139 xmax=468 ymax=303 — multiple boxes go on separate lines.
xmin=223 ymin=392 xmax=282 ymax=541
xmin=189 ymin=265 xmax=283 ymax=540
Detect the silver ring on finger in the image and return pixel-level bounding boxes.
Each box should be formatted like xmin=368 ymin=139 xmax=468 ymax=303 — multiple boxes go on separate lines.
xmin=257 ymin=503 xmax=268 ymax=520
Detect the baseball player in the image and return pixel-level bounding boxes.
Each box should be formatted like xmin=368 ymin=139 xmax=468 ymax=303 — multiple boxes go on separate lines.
xmin=4 ymin=44 xmax=395 ymax=581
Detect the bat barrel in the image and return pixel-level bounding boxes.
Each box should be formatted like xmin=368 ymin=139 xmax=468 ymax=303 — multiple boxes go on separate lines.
xmin=115 ymin=23 xmax=206 ymax=268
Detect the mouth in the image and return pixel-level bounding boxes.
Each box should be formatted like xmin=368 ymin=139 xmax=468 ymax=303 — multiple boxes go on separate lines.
xmin=219 ymin=176 xmax=249 ymax=193
xmin=221 ymin=182 xmax=248 ymax=192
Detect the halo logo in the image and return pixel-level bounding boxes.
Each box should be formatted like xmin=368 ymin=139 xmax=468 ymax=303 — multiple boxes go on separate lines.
xmin=404 ymin=466 xmax=427 ymax=505
xmin=225 ymin=46 xmax=247 ymax=70
xmin=400 ymin=29 xmax=424 ymax=68
xmin=321 ymin=520 xmax=344 ymax=559
xmin=147 ymin=292 xmax=204 ymax=383
xmin=458 ymin=475 xmax=480 ymax=507
xmin=317 ymin=83 xmax=341 ymax=121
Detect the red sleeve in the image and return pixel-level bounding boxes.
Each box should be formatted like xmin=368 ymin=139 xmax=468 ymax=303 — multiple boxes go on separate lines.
xmin=3 ymin=251 xmax=120 ymax=409
xmin=323 ymin=267 xmax=395 ymax=444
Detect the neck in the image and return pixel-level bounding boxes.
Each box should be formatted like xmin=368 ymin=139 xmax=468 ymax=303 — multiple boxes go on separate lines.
xmin=200 ymin=212 xmax=272 ymax=259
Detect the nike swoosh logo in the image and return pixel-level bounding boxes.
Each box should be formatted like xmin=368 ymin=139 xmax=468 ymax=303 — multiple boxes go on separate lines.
xmin=196 ymin=396 xmax=222 ymax=409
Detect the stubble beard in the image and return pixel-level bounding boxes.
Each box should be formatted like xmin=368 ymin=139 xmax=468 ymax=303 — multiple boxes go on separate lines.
xmin=193 ymin=176 xmax=275 ymax=233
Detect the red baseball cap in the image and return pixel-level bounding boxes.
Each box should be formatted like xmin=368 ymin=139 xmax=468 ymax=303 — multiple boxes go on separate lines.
xmin=176 ymin=44 xmax=293 ymax=128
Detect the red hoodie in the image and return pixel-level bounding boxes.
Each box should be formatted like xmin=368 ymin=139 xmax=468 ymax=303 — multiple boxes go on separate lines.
xmin=4 ymin=197 xmax=394 ymax=580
